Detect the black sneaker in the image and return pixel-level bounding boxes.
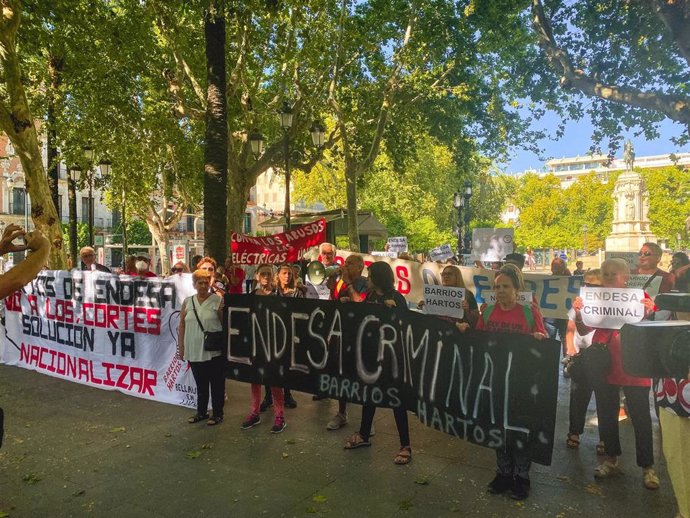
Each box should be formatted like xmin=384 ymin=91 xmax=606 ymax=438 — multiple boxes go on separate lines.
xmin=241 ymin=414 xmax=261 ymax=430
xmin=487 ymin=474 xmax=513 ymax=495
xmin=259 ymin=398 xmax=273 ymax=412
xmin=270 ymin=417 xmax=287 ymax=434
xmin=510 ymin=476 xmax=530 ymax=500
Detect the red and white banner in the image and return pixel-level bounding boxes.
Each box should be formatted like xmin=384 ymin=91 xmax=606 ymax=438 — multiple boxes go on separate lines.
xmin=231 ymin=218 xmax=326 ymax=265
xmin=0 ymin=271 xmax=199 ymax=408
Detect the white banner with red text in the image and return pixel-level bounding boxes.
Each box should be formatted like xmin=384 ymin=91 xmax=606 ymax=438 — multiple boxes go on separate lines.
xmin=0 ymin=271 xmax=199 ymax=408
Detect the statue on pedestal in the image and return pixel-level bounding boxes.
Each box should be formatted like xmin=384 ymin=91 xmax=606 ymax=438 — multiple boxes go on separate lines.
xmin=624 ymin=139 xmax=635 ymax=171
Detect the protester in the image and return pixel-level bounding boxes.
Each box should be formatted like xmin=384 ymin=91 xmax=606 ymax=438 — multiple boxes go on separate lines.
xmin=545 ymin=257 xmax=571 ymax=355
xmin=418 ymin=265 xmax=479 ymax=328
xmin=271 ymin=264 xmax=301 ymax=409
xmin=170 ymin=261 xmax=190 ymax=274
xmin=633 ymin=242 xmax=674 ymax=294
xmin=573 ymin=260 xmax=585 ymax=276
xmin=197 ymin=257 xmax=225 ymax=296
xmin=563 ymin=268 xmax=604 ymax=455
xmin=224 ymin=256 xmax=245 ymax=294
xmin=504 ymin=253 xmax=526 ymax=270
xmin=344 ymin=262 xmax=412 ymax=464
xmin=670 ymin=251 xmax=690 ymax=292
xmin=0 ymin=224 xmax=51 ymax=450
xmin=458 ymin=265 xmax=546 ymax=500
xmin=79 ymin=246 xmax=111 ymax=272
xmin=326 ymin=254 xmax=368 ymax=431
xmin=292 ymin=262 xmax=319 ymax=299
xmin=241 ymin=264 xmax=287 ymax=433
xmin=134 ymin=253 xmax=157 ymax=277
xmin=572 ymin=258 xmax=659 ymax=490
xmin=0 ymin=225 xmax=50 ymax=300
xmin=177 ymin=268 xmax=225 ymax=426
xmin=190 ymin=254 xmax=203 ymax=271
xmin=526 ymin=249 xmax=536 ymax=271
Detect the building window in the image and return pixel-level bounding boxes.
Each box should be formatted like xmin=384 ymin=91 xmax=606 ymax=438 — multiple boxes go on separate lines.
xmin=186 ymin=207 xmax=194 ymax=231
xmin=57 ymin=194 xmax=63 ymax=219
xmin=243 ymin=213 xmax=251 ymax=234
xmin=11 ymin=188 xmax=25 ymax=215
xmin=81 ymin=197 xmax=91 ymax=224
xmin=112 ymin=208 xmax=121 ymax=229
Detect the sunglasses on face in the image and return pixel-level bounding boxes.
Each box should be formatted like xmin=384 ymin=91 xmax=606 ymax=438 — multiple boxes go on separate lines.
xmin=172 ymin=267 xmax=184 ymax=273
xmin=638 ymin=252 xmax=656 ymax=257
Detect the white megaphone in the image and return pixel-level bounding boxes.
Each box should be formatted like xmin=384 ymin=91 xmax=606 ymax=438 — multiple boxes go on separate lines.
xmin=306 ymin=261 xmax=341 ymax=285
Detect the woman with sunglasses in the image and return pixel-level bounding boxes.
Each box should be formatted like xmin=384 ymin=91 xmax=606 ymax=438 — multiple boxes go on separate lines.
xmin=417 ymin=265 xmax=479 ymax=330
xmin=241 ymin=264 xmax=287 ymax=433
xmin=197 ymin=257 xmax=226 ymax=297
xmin=170 ymin=262 xmax=190 ymax=274
xmin=633 ymin=242 xmax=675 ymax=294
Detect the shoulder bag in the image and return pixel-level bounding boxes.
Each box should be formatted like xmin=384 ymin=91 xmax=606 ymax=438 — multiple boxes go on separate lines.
xmin=190 ymin=296 xmax=224 ymax=352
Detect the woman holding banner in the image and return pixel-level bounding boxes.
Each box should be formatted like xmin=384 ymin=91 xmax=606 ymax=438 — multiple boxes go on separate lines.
xmin=177 ymin=269 xmax=225 ymax=426
xmin=241 ymin=264 xmax=287 ymax=433
xmin=459 ymin=265 xmax=546 ymax=500
xmin=572 ymin=258 xmax=659 ymax=490
xmin=344 ymin=262 xmax=413 ymax=465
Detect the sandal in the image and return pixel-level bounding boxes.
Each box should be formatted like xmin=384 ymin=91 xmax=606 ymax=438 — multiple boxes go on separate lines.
xmin=344 ymin=432 xmax=371 ymax=449
xmin=566 ymin=433 xmax=580 ymax=449
xmin=207 ymin=416 xmax=223 ymax=426
xmin=188 ymin=413 xmax=209 ymax=424
xmin=394 ymin=446 xmax=412 ymax=465
xmin=594 ymin=460 xmax=621 ymax=479
xmin=596 ymin=441 xmax=605 ymax=456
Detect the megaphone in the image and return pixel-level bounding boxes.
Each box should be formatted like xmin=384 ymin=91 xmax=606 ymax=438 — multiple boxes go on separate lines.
xmin=306 ymin=261 xmax=341 ymax=285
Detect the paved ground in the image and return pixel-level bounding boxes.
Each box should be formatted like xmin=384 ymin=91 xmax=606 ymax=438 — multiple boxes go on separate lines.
xmin=0 ymin=364 xmax=678 ymax=517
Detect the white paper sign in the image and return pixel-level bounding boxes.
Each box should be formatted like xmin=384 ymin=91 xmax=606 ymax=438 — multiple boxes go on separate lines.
xmin=387 ymin=236 xmax=408 ymax=253
xmin=372 ymin=251 xmax=398 ymax=258
xmin=312 ymin=283 xmax=332 ymax=300
xmin=471 ymin=228 xmax=514 ymax=262
xmin=627 ymin=274 xmax=663 ymax=298
xmin=429 ymin=244 xmax=454 ymax=262
xmin=423 ymin=285 xmax=465 ymax=318
xmin=486 ymin=291 xmax=533 ymax=306
xmin=580 ymin=286 xmax=646 ymax=329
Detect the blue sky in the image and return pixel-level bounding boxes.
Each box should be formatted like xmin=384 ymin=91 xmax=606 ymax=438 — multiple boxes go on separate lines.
xmin=504 ymin=113 xmax=689 ymax=174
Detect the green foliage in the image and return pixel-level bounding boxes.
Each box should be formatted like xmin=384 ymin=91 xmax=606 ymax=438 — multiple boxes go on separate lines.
xmin=642 ymin=167 xmax=690 ymax=249
xmin=61 ymin=223 xmax=90 ymax=254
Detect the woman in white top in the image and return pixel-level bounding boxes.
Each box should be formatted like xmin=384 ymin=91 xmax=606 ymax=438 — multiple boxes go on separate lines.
xmin=177 ymin=269 xmax=225 ymax=425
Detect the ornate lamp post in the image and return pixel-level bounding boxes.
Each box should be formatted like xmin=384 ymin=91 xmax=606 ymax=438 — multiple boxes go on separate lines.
xmin=68 ymin=164 xmax=81 ymax=267
xmin=453 ymin=191 xmax=464 ymax=259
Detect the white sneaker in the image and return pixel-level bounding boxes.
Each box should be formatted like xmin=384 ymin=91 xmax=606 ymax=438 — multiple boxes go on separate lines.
xmin=326 ymin=413 xmax=348 ymax=430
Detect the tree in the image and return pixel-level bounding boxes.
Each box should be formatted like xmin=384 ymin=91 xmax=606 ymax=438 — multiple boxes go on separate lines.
xmin=529 ymin=0 xmax=690 ymax=151
xmin=0 ymin=0 xmax=65 ymax=267
xmin=642 ymin=166 xmax=690 ymax=248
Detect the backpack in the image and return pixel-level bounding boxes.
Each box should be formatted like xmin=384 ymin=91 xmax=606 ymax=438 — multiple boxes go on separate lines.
xmin=482 ymin=303 xmax=535 ymax=332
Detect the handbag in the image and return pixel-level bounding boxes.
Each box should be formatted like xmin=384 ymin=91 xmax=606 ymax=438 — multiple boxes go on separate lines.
xmin=581 ymin=342 xmax=612 ymax=386
xmin=190 ymin=296 xmax=224 ymax=352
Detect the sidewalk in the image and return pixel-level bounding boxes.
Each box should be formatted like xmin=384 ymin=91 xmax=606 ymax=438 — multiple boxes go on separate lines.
xmin=0 ymin=364 xmax=677 ymax=517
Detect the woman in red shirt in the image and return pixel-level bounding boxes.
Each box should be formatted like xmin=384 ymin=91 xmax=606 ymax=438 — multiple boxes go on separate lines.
xmin=572 ymin=258 xmax=659 ymax=490
xmin=460 ymin=264 xmax=546 ymax=500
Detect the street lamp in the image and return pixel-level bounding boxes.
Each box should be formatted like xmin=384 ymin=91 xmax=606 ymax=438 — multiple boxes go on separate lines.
xmin=249 ymin=129 xmax=265 ymax=158
xmin=82 ymin=146 xmax=96 ymax=246
xmin=68 ymin=164 xmax=81 ymax=267
xmin=453 ymin=191 xmax=464 ymax=259
xmin=462 ymin=180 xmax=473 ymax=257
xmin=278 ymin=100 xmax=295 ymax=231
xmin=309 ymin=121 xmax=326 ymax=149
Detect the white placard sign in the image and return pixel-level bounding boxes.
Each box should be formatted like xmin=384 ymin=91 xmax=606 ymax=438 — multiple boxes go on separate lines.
xmin=423 ymin=285 xmax=465 ymax=318
xmin=471 ymin=228 xmax=514 ymax=262
xmin=372 ymin=251 xmax=398 ymax=258
xmin=312 ymin=283 xmax=332 ymax=300
xmin=387 ymin=236 xmax=408 ymax=253
xmin=627 ymin=274 xmax=663 ymax=298
xmin=429 ymin=244 xmax=454 ymax=262
xmin=580 ymin=286 xmax=646 ymax=329
xmin=486 ymin=291 xmax=533 ymax=306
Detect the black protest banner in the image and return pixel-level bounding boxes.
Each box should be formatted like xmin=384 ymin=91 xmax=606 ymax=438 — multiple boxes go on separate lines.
xmin=224 ymin=295 xmax=561 ymax=465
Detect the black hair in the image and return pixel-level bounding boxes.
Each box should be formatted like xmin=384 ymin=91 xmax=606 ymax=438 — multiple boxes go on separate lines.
xmin=368 ymin=262 xmax=395 ymax=293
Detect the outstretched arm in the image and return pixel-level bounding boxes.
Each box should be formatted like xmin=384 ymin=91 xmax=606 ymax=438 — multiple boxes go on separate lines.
xmin=0 ymin=230 xmax=50 ymax=299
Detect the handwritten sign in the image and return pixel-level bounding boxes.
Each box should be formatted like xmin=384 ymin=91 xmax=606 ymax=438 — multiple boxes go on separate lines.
xmin=387 ymin=236 xmax=408 ymax=253
xmin=429 ymin=244 xmax=454 ymax=262
xmin=486 ymin=291 xmax=533 ymax=306
xmin=225 ymin=295 xmax=561 ymax=465
xmin=423 ymin=285 xmax=465 ymax=318
xmin=627 ymin=274 xmax=663 ymax=298
xmin=580 ymin=287 xmax=646 ymax=329
xmin=372 ymin=251 xmax=398 ymax=258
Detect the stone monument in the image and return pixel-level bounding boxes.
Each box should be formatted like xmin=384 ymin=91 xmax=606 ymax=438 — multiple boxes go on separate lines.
xmin=605 ymin=140 xmax=657 ymax=252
